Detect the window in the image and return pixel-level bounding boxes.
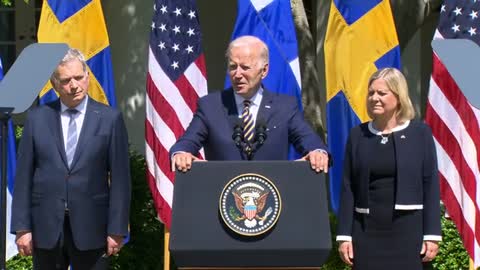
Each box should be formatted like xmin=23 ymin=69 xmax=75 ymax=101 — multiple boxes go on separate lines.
xmin=0 ymin=0 xmax=42 ymax=73
xmin=0 ymin=2 xmax=16 ymax=72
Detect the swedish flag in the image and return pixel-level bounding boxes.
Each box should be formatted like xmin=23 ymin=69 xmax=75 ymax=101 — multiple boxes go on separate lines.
xmin=37 ymin=0 xmax=116 ymax=107
xmin=324 ymin=0 xmax=401 ymax=213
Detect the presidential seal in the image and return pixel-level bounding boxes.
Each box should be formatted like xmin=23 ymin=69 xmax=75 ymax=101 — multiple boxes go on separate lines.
xmin=219 ymin=173 xmax=281 ymax=236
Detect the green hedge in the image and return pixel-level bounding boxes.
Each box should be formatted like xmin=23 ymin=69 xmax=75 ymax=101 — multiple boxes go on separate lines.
xmin=433 ymin=209 xmax=470 ymax=270
xmin=6 ymin=152 xmax=471 ymax=269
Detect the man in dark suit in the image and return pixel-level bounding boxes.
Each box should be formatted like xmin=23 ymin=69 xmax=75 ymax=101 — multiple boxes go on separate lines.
xmin=11 ymin=48 xmax=131 ymax=270
xmin=171 ymin=35 xmax=329 ymax=171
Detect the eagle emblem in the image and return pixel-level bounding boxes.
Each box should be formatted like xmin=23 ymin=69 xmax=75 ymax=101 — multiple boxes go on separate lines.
xmin=219 ymin=174 xmax=281 ymax=236
xmin=233 ymin=190 xmax=272 ymax=228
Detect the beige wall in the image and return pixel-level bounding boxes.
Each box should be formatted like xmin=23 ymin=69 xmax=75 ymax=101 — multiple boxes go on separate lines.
xmin=103 ymin=0 xmax=150 ymax=153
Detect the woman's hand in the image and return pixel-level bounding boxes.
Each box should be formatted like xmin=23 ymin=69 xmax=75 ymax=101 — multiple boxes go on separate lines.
xmin=338 ymin=241 xmax=354 ymax=266
xmin=420 ymin=240 xmax=439 ymax=262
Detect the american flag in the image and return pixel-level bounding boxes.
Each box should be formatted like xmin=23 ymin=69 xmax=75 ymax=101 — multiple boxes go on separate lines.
xmin=425 ymin=0 xmax=480 ymax=266
xmin=145 ymin=0 xmax=207 ymax=229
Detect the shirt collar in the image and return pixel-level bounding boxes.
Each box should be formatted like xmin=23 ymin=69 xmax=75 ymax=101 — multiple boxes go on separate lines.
xmin=368 ymin=120 xmax=410 ymax=135
xmin=234 ymin=87 xmax=264 ymax=107
xmin=61 ymin=95 xmax=88 ymax=114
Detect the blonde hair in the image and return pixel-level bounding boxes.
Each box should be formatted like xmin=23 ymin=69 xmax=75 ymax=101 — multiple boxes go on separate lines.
xmin=367 ymin=67 xmax=415 ymax=122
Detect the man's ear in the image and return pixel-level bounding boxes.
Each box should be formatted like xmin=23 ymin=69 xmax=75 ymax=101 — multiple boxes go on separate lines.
xmin=84 ymin=70 xmax=90 ymax=85
xmin=49 ymin=78 xmax=56 ymax=89
xmin=261 ymin=63 xmax=269 ymax=79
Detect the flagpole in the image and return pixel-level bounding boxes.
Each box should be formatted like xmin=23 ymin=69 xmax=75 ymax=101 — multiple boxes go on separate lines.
xmin=164 ymin=227 xmax=170 ymax=270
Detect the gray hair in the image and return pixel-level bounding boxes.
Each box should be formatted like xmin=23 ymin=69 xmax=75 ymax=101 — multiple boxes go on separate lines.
xmin=50 ymin=48 xmax=88 ymax=83
xmin=225 ymin=35 xmax=269 ymax=65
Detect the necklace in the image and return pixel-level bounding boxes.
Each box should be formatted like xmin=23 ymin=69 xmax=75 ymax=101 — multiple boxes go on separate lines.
xmin=380 ymin=133 xmax=391 ymax=144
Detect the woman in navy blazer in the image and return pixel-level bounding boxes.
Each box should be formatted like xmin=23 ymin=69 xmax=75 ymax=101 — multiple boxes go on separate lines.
xmin=336 ymin=68 xmax=441 ymax=270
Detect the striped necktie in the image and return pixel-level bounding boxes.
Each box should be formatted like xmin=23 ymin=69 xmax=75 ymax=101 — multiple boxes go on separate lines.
xmin=66 ymin=109 xmax=79 ymax=168
xmin=242 ymin=100 xmax=254 ymax=144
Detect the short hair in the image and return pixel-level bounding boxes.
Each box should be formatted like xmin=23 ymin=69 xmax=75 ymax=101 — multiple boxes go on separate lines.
xmin=367 ymin=67 xmax=415 ymax=122
xmin=50 ymin=48 xmax=88 ymax=83
xmin=225 ymin=35 xmax=269 ymax=65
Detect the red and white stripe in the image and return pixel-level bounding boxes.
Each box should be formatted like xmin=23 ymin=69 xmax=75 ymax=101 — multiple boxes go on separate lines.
xmin=425 ymin=30 xmax=480 ymax=267
xmin=145 ymin=47 xmax=207 ymax=229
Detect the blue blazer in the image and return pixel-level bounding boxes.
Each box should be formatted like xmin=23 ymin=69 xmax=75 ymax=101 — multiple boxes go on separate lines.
xmin=337 ymin=120 xmax=441 ymax=240
xmin=11 ymin=98 xmax=131 ymax=250
xmin=170 ymin=88 xmax=327 ymax=160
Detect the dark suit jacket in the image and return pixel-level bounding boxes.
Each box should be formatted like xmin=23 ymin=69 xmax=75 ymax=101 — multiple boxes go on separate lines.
xmin=170 ymin=88 xmax=327 ymax=160
xmin=11 ymin=97 xmax=131 ymax=250
xmin=337 ymin=120 xmax=441 ymax=239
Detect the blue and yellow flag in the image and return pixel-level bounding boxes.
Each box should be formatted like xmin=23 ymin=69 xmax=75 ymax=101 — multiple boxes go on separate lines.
xmin=37 ymin=0 xmax=116 ymax=107
xmin=324 ymin=0 xmax=401 ymax=213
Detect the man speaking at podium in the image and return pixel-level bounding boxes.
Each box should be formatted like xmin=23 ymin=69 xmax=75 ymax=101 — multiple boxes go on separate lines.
xmin=10 ymin=48 xmax=131 ymax=270
xmin=170 ymin=35 xmax=329 ymax=172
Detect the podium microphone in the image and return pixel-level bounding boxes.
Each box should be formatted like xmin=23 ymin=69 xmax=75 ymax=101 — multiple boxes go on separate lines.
xmin=255 ymin=120 xmax=267 ymax=147
xmin=232 ymin=121 xmax=244 ymax=150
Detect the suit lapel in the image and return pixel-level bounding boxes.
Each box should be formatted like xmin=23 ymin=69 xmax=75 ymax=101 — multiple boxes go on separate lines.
xmin=70 ymin=98 xmax=101 ymax=169
xmin=257 ymin=88 xmax=274 ymax=125
xmin=223 ymin=87 xmax=275 ymax=128
xmin=47 ymin=100 xmax=69 ymax=168
xmin=222 ymin=88 xmax=250 ymax=160
xmin=221 ymin=88 xmax=240 ymax=129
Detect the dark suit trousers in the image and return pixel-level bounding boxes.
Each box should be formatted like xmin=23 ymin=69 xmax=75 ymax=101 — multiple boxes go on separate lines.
xmin=33 ymin=215 xmax=107 ymax=270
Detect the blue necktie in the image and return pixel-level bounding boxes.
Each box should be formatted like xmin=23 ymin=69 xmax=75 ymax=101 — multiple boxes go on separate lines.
xmin=66 ymin=109 xmax=78 ymax=168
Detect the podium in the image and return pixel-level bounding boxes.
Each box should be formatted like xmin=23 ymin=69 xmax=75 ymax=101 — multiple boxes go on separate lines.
xmin=170 ymin=161 xmax=331 ymax=269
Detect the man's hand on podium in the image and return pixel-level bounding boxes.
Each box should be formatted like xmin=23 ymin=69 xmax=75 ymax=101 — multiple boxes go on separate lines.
xmin=298 ymin=150 xmax=329 ymax=173
xmin=171 ymin=152 xmax=200 ymax=172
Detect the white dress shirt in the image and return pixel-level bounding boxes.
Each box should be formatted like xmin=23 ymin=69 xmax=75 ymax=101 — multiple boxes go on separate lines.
xmin=234 ymin=87 xmax=264 ymax=125
xmin=60 ymin=96 xmax=88 ymax=151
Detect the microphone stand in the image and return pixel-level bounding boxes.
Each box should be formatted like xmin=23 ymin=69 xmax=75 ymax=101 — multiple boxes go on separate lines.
xmin=232 ymin=121 xmax=267 ymax=161
xmin=232 ymin=124 xmax=244 ymax=150
xmin=247 ymin=123 xmax=267 ymax=160
xmin=232 ymin=123 xmax=254 ymax=160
